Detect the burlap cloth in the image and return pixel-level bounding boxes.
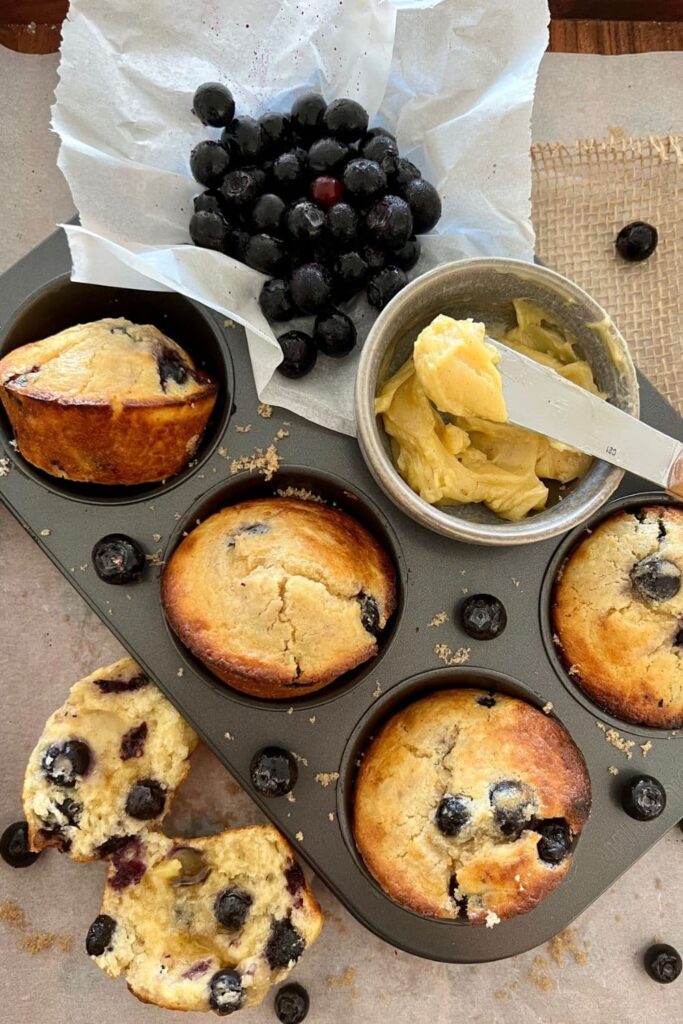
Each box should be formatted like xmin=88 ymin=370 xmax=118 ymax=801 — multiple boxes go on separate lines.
xmin=531 ymin=133 xmax=683 ymax=415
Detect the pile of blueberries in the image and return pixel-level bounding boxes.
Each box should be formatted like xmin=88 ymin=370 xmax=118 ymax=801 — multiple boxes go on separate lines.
xmin=188 ymin=83 xmax=441 ymax=378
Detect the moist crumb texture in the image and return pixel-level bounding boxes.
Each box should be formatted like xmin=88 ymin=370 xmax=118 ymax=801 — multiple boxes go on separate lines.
xmin=22 ymin=657 xmax=198 ymax=860
xmin=0 ymin=318 xmax=217 ymax=485
xmin=553 ymin=506 xmax=683 ymax=728
xmin=90 ymin=827 xmax=322 ymax=1013
xmin=353 ymin=689 xmax=591 ymax=924
xmin=162 ymin=498 xmax=397 ymax=699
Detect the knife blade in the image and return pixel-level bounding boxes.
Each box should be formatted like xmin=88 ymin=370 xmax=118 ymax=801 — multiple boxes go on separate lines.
xmin=485 ymin=337 xmax=683 ymax=496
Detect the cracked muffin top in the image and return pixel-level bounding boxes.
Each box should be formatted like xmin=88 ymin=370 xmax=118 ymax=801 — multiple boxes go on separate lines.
xmin=553 ymin=504 xmax=683 ymax=728
xmin=353 ymin=689 xmax=590 ymax=924
xmin=0 ymin=318 xmax=215 ymax=404
xmin=161 ymin=498 xmax=397 ymax=699
xmin=22 ymin=657 xmax=198 ymax=862
xmin=87 ymin=827 xmax=322 ymax=1015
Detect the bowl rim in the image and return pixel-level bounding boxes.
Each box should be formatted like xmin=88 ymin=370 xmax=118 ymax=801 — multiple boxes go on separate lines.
xmin=354 ymin=256 xmax=640 ymax=546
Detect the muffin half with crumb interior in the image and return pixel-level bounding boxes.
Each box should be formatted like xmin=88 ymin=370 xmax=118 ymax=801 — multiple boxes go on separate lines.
xmin=162 ymin=497 xmax=397 ymax=699
xmin=553 ymin=504 xmax=683 ymax=728
xmin=353 ymin=689 xmax=590 ymax=924
xmin=0 ymin=318 xmax=217 ymax=484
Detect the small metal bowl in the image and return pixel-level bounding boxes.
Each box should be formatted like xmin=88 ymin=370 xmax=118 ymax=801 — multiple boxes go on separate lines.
xmin=355 ymin=257 xmax=639 ymax=546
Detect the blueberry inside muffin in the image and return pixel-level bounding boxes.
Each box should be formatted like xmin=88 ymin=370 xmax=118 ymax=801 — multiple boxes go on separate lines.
xmin=553 ymin=505 xmax=683 ymax=728
xmin=353 ymin=689 xmax=590 ymax=924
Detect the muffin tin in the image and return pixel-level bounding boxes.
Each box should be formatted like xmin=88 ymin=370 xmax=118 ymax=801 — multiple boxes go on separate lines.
xmin=1 ymin=227 xmax=682 ymax=964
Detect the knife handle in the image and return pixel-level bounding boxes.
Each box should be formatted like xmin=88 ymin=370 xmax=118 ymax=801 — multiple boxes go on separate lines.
xmin=667 ymin=451 xmax=683 ymax=499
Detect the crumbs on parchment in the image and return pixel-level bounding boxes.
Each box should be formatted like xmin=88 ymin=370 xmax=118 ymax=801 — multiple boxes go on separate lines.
xmin=0 ymin=900 xmax=26 ymax=929
xmin=314 ymin=772 xmax=339 ymax=788
xmin=434 ymin=643 xmax=470 ymax=666
xmin=19 ymin=932 xmax=73 ymax=955
xmin=529 ymin=955 xmax=554 ymax=992
xmin=327 ymin=967 xmax=356 ymax=990
xmin=548 ymin=927 xmax=590 ymax=967
xmin=428 ymin=612 xmax=448 ymax=628
xmin=257 ymin=403 xmax=273 ymax=418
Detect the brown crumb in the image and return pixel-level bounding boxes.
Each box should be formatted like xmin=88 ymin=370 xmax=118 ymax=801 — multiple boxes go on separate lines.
xmin=257 ymin=403 xmax=273 ymax=418
xmin=223 ymin=318 xmax=236 ymax=329
xmin=218 ymin=446 xmax=229 ymax=458
xmin=654 ymin=877 xmax=663 ymax=891
xmin=548 ymin=927 xmax=590 ymax=967
xmin=314 ymin=772 xmax=340 ymax=788
xmin=434 ymin=643 xmax=470 ymax=666
xmin=327 ymin=967 xmax=356 ymax=989
xmin=529 ymin=954 xmax=554 ymax=992
xmin=18 ymin=931 xmax=72 ymax=955
xmin=275 ymin=486 xmax=324 ymax=503
xmin=0 ymin=900 xmax=27 ymax=929
xmin=58 ymin=935 xmax=74 ymax=953
xmin=152 ymin=532 xmax=162 ymax=543
xmin=596 ymin=722 xmax=635 ymax=758
xmin=235 ymin=424 xmax=251 ymax=433
xmin=495 ymin=989 xmax=510 ymax=1001
xmin=428 ymin=612 xmax=448 ymax=628
xmin=230 ymin=444 xmax=280 ymax=481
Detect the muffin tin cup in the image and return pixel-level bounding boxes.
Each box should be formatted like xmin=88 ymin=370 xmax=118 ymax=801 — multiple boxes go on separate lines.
xmin=1 ymin=228 xmax=682 ymax=963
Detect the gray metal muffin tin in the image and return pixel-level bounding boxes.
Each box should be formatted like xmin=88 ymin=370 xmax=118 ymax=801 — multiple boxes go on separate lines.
xmin=1 ymin=227 xmax=681 ymax=964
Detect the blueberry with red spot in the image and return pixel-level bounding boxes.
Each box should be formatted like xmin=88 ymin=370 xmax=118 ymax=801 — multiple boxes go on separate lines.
xmin=0 ymin=820 xmax=40 ymax=868
xmin=310 ymin=176 xmax=344 ymax=208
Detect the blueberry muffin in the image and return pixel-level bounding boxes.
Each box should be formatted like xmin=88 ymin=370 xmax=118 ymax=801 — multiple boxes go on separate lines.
xmin=22 ymin=657 xmax=198 ymax=860
xmin=553 ymin=505 xmax=683 ymax=728
xmin=86 ymin=827 xmax=323 ymax=1014
xmin=353 ymin=689 xmax=590 ymax=924
xmin=0 ymin=318 xmax=217 ymax=484
xmin=162 ymin=498 xmax=397 ymax=699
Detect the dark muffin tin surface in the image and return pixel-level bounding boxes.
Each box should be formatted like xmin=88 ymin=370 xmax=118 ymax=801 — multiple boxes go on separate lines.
xmin=1 ymin=228 xmax=682 ymax=963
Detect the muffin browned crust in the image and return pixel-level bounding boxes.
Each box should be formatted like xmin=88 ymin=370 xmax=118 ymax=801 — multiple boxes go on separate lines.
xmin=553 ymin=505 xmax=683 ymax=728
xmin=353 ymin=689 xmax=590 ymax=924
xmin=0 ymin=318 xmax=217 ymax=484
xmin=162 ymin=498 xmax=396 ymax=699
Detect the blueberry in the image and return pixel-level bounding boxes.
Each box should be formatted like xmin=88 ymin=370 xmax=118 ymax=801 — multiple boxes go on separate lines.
xmin=192 ymin=83 xmax=235 ymax=128
xmin=435 ymin=795 xmax=471 ymax=836
xmin=209 ymin=968 xmax=244 ymax=1016
xmin=250 ymin=747 xmax=298 ymax=797
xmin=392 ymin=236 xmax=420 ymax=271
xmin=365 ymin=195 xmax=413 ymax=251
xmin=95 ymin=673 xmax=148 ymax=694
xmin=272 ymin=150 xmax=308 ymax=194
xmin=92 ymin=535 xmax=145 ymax=585
xmin=291 ymin=92 xmax=327 ymax=140
xmin=285 ymin=200 xmax=325 ymax=245
xmin=193 ymin=191 xmax=223 ymax=216
xmin=621 ymin=774 xmax=667 ymax=821
xmin=120 ymin=722 xmax=148 ymax=761
xmin=229 ymin=228 xmax=251 ymax=263
xmin=190 ymin=210 xmax=231 ymax=253
xmin=324 ymin=98 xmax=368 ymax=142
xmin=265 ymin=916 xmax=305 ymax=969
xmin=460 ymin=594 xmax=507 ymax=640
xmin=630 ymin=555 xmax=681 ymax=602
xmin=476 ymin=693 xmax=496 ymax=708
xmin=314 ymin=310 xmax=356 ymax=358
xmin=362 ymin=244 xmax=386 ymax=271
xmin=448 ymin=872 xmax=469 ymax=920
xmin=532 ymin=817 xmax=572 ymax=864
xmin=361 ymin=134 xmax=398 ymax=165
xmin=308 ymin=137 xmax=348 ymax=175
xmin=259 ymin=111 xmax=292 ymax=155
xmin=284 ymin=861 xmax=305 ymax=896
xmin=0 ymin=820 xmax=40 ymax=868
xmin=109 ymin=839 xmax=146 ymax=889
xmin=190 ymin=140 xmax=232 ymax=187
xmin=275 ymin=983 xmax=310 ymax=1024
xmin=125 ymin=779 xmax=166 ymax=820
xmin=616 ymin=221 xmax=658 ymax=262
xmin=214 ymin=887 xmax=253 ymax=930
xmin=41 ymin=740 xmax=91 ymax=787
xmin=343 ymin=158 xmax=386 ymax=202
xmin=85 ymin=914 xmax=116 ymax=956
xmin=490 ymin=780 xmax=536 ymax=837
xmin=95 ymin=834 xmax=136 ymax=858
xmin=644 ymin=943 xmax=682 ymax=984
xmin=221 ymin=116 xmax=265 ymax=163
xmin=251 ymin=193 xmax=286 ymax=234
xmin=362 ymin=127 xmax=396 ymax=145
xmin=220 ymin=168 xmax=263 ymax=211
xmin=157 ymin=346 xmax=191 ymax=389
xmin=259 ymin=279 xmax=295 ymax=322
xmin=277 ymin=331 xmax=317 ymax=379
xmin=326 ymin=203 xmax=358 ymax=250
xmin=245 ymin=234 xmax=288 ymax=276
xmin=333 ymin=251 xmax=369 ymax=301
xmin=367 ymin=266 xmax=407 ymax=309
xmin=401 ymin=178 xmax=442 ymax=234
xmin=357 ymin=592 xmax=381 ymax=636
xmin=290 ymin=262 xmax=333 ymax=313
xmin=390 ymin=157 xmax=422 ymax=190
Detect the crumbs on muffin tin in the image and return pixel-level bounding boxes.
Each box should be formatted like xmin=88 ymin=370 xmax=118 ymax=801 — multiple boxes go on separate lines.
xmin=314 ymin=772 xmax=340 ymax=787
xmin=428 ymin=612 xmax=448 ymax=628
xmin=275 ymin=486 xmax=324 ymax=503
xmin=596 ymin=721 xmax=635 ymax=759
xmin=257 ymin=403 xmax=273 ymax=418
xmin=230 ymin=444 xmax=280 ymax=481
xmin=542 ymin=701 xmax=554 ymax=715
xmin=434 ymin=643 xmax=471 ymax=666
xmin=0 ymin=457 xmax=10 ymax=477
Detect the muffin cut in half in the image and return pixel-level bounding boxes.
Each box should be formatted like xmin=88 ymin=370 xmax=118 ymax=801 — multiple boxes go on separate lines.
xmin=553 ymin=504 xmax=683 ymax=728
xmin=162 ymin=497 xmax=397 ymax=699
xmin=353 ymin=689 xmax=591 ymax=924
xmin=0 ymin=317 xmax=218 ymax=484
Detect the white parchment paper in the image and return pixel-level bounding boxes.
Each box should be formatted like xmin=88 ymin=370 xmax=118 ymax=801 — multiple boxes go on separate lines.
xmin=53 ymin=0 xmax=549 ymax=435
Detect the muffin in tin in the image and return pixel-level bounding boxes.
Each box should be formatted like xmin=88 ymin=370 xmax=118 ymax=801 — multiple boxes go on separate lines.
xmin=87 ymin=827 xmax=322 ymax=1015
xmin=0 ymin=317 xmax=217 ymax=484
xmin=353 ymin=689 xmax=590 ymax=924
xmin=162 ymin=497 xmax=397 ymax=699
xmin=553 ymin=504 xmax=683 ymax=728
xmin=23 ymin=657 xmax=198 ymax=860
